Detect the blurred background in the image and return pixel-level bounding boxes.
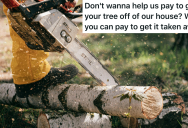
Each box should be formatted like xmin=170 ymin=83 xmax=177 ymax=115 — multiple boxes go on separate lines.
xmin=0 ymin=0 xmax=188 ymax=127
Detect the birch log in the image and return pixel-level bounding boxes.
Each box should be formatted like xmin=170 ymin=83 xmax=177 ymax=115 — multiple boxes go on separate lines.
xmin=0 ymin=83 xmax=163 ymax=119
xmin=37 ymin=112 xmax=111 ymax=128
xmin=138 ymin=92 xmax=185 ymax=128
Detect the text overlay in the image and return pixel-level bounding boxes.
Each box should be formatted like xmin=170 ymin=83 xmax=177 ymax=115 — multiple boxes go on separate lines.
xmin=83 ymin=0 xmax=188 ymax=33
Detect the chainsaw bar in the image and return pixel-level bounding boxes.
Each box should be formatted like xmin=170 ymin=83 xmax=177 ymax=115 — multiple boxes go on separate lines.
xmin=33 ymin=9 xmax=119 ymax=86
xmin=67 ymin=38 xmax=119 ymax=86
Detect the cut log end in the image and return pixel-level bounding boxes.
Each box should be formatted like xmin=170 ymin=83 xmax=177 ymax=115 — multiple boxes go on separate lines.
xmin=37 ymin=113 xmax=50 ymax=128
xmin=142 ymin=86 xmax=163 ymax=120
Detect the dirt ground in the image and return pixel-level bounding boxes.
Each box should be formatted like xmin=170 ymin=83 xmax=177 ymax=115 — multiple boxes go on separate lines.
xmin=0 ymin=17 xmax=13 ymax=82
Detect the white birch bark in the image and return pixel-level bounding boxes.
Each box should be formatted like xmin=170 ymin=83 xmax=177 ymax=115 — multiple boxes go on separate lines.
xmin=37 ymin=112 xmax=111 ymax=128
xmin=0 ymin=83 xmax=163 ymax=119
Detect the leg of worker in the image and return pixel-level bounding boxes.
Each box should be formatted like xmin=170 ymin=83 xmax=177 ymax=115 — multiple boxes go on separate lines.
xmin=3 ymin=5 xmax=78 ymax=98
xmin=15 ymin=64 xmax=78 ymax=98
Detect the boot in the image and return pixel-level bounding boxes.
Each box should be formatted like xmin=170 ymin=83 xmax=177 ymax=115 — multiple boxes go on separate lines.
xmin=15 ymin=64 xmax=78 ymax=98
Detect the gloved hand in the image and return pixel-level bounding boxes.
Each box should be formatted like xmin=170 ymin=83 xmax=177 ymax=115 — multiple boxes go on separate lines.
xmin=34 ymin=0 xmax=78 ymax=12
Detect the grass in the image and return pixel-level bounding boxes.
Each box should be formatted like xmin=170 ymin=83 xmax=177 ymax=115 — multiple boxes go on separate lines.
xmin=48 ymin=32 xmax=188 ymax=94
xmin=0 ymin=104 xmax=40 ymax=128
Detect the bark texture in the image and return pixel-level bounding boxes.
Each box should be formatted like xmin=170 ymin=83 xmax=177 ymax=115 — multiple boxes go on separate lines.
xmin=0 ymin=83 xmax=163 ymax=119
xmin=37 ymin=112 xmax=111 ymax=128
xmin=138 ymin=92 xmax=185 ymax=128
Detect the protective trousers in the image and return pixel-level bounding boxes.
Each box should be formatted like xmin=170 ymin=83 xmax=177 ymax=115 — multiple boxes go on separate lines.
xmin=3 ymin=5 xmax=51 ymax=85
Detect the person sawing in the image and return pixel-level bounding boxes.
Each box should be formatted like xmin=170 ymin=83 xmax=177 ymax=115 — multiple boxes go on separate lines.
xmin=3 ymin=0 xmax=79 ymax=98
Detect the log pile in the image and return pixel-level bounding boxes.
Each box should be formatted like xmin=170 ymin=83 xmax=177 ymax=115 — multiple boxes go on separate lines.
xmin=0 ymin=83 xmax=164 ymax=127
xmin=37 ymin=112 xmax=111 ymax=128
xmin=138 ymin=92 xmax=185 ymax=128
xmin=0 ymin=83 xmax=163 ymax=118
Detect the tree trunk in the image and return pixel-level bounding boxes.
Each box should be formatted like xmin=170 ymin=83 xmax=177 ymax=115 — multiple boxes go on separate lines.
xmin=37 ymin=112 xmax=111 ymax=128
xmin=138 ymin=92 xmax=185 ymax=128
xmin=0 ymin=83 xmax=163 ymax=119
xmin=172 ymin=33 xmax=188 ymax=50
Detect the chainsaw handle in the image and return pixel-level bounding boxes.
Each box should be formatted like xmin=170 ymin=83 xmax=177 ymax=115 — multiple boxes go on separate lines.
xmin=1 ymin=0 xmax=20 ymax=9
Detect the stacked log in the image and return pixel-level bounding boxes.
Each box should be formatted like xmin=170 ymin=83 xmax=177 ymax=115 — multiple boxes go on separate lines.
xmin=37 ymin=112 xmax=111 ymax=128
xmin=138 ymin=92 xmax=185 ymax=128
xmin=0 ymin=83 xmax=163 ymax=127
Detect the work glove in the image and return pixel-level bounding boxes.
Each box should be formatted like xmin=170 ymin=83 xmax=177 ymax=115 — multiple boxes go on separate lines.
xmin=34 ymin=0 xmax=78 ymax=12
xmin=59 ymin=0 xmax=78 ymax=12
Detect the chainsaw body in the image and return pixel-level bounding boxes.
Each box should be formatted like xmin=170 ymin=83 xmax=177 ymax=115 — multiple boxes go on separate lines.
xmin=3 ymin=0 xmax=119 ymax=86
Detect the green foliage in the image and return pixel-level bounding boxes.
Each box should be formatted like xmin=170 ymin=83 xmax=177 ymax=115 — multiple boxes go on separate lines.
xmin=111 ymin=116 xmax=124 ymax=128
xmin=0 ymin=104 xmax=40 ymax=128
xmin=60 ymin=33 xmax=188 ymax=93
xmin=120 ymin=94 xmax=130 ymax=101
xmin=177 ymin=111 xmax=184 ymax=127
xmin=113 ymin=88 xmax=145 ymax=102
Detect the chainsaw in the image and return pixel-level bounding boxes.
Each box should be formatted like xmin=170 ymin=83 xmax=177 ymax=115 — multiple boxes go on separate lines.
xmin=2 ymin=0 xmax=119 ymax=86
